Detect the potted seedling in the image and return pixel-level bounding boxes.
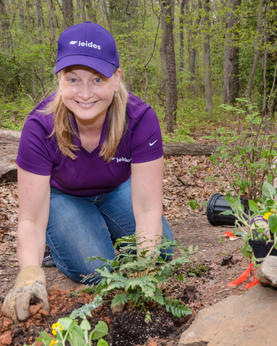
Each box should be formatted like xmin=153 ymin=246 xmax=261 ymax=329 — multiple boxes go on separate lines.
xmin=224 ymin=182 xmax=277 ymax=265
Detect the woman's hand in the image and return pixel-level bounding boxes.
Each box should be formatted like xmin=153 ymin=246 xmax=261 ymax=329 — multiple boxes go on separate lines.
xmin=2 ymin=266 xmax=48 ymax=321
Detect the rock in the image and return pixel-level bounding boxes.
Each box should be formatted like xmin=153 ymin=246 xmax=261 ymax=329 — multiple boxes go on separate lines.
xmin=256 ymin=256 xmax=277 ymax=287
xmin=178 ymin=284 xmax=277 ymax=345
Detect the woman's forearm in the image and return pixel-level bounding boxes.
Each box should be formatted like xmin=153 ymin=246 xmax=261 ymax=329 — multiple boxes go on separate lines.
xmin=135 ymin=209 xmax=163 ymax=252
xmin=17 ymin=220 xmax=46 ymax=268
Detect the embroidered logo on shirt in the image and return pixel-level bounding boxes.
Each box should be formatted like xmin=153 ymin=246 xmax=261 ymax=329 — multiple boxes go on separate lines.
xmin=112 ymin=157 xmax=132 ymax=163
xmin=149 ymin=140 xmax=158 ymax=147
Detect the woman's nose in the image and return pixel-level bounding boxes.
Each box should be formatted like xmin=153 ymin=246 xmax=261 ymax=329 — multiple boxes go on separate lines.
xmin=78 ymin=83 xmax=93 ymax=99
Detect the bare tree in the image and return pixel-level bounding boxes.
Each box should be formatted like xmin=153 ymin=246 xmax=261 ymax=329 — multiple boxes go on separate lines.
xmin=186 ymin=0 xmax=201 ymax=93
xmin=223 ymin=0 xmax=241 ymax=104
xmin=35 ymin=0 xmax=46 ymax=95
xmin=179 ymin=0 xmax=187 ymax=72
xmin=0 ymin=0 xmax=13 ymax=50
xmin=103 ymin=0 xmax=113 ymax=33
xmin=18 ymin=0 xmax=25 ymax=30
xmin=159 ymin=0 xmax=178 ymax=133
xmin=244 ymin=0 xmax=264 ymax=100
xmin=84 ymin=0 xmax=97 ymax=22
xmin=63 ymin=0 xmax=74 ymax=28
xmin=36 ymin=0 xmax=43 ymax=43
xmin=48 ymin=0 xmax=56 ymax=45
xmin=203 ymin=0 xmax=213 ymax=115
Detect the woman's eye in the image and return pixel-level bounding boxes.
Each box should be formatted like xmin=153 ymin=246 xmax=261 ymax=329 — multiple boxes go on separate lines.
xmin=70 ymin=78 xmax=77 ymax=83
xmin=94 ymin=77 xmax=102 ymax=83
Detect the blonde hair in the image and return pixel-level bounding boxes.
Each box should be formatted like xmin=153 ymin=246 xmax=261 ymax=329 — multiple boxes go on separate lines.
xmin=45 ymin=77 xmax=128 ymax=161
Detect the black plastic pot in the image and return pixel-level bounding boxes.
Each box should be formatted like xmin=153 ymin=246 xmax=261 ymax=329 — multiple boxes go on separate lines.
xmin=249 ymin=239 xmax=277 ymax=258
xmin=206 ymin=193 xmax=249 ymax=226
xmin=206 ymin=193 xmax=237 ymax=226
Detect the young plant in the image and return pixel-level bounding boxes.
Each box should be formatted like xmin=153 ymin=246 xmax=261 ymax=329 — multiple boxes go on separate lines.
xmin=36 ymin=317 xmax=109 ymax=346
xmin=208 ymin=98 xmax=277 ymax=200
xmin=225 ymin=181 xmax=277 ymax=264
xmin=71 ymin=236 xmax=195 ymax=322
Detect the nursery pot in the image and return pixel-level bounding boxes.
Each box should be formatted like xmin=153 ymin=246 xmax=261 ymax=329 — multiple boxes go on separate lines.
xmin=206 ymin=193 xmax=249 ymax=226
xmin=206 ymin=193 xmax=236 ymax=226
xmin=248 ymin=240 xmax=277 ymax=259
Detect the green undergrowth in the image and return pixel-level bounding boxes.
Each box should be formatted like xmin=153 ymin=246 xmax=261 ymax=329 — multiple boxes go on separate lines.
xmin=71 ymin=236 xmax=197 ymax=323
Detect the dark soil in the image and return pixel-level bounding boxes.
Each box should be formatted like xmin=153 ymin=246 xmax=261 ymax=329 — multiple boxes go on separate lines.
xmin=0 ymin=155 xmax=253 ymax=346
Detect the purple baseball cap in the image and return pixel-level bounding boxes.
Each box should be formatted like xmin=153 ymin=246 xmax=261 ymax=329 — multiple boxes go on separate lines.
xmin=54 ymin=22 xmax=120 ymax=78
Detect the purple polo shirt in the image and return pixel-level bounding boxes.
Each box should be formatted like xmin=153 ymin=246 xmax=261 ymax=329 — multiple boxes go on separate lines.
xmin=16 ymin=92 xmax=163 ymax=196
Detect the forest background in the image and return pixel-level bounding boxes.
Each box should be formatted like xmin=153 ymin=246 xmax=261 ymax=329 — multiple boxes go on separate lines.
xmin=0 ymin=0 xmax=277 ymax=141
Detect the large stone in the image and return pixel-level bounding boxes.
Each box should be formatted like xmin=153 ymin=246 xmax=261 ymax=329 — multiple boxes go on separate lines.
xmin=256 ymin=255 xmax=277 ymax=287
xmin=178 ymin=284 xmax=277 ymax=345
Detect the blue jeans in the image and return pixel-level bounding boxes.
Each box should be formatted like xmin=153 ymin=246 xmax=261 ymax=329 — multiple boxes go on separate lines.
xmin=46 ymin=178 xmax=173 ymax=283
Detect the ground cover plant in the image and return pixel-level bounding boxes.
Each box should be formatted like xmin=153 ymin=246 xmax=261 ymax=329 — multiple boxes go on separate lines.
xmin=75 ymin=236 xmax=194 ymax=321
xmin=32 ymin=237 xmax=195 ymax=345
xmin=37 ymin=318 xmax=109 ymax=346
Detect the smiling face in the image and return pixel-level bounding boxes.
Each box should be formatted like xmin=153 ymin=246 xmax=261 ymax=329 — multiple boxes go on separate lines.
xmin=58 ymin=65 xmax=121 ymax=127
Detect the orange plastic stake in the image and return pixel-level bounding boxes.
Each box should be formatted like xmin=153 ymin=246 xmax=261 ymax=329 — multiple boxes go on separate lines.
xmin=245 ymin=268 xmax=259 ymax=290
xmin=224 ymin=231 xmax=234 ymax=238
xmin=227 ymin=262 xmax=254 ymax=287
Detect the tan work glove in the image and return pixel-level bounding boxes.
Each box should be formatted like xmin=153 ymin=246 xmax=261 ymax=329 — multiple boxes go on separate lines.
xmin=2 ymin=265 xmax=49 ymax=321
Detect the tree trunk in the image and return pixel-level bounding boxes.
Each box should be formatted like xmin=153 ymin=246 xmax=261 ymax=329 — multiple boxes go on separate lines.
xmin=48 ymin=0 xmax=56 ymax=45
xmin=0 ymin=0 xmax=13 ymax=50
xmin=186 ymin=0 xmax=201 ymax=94
xmin=63 ymin=0 xmax=74 ymax=28
xmin=244 ymin=0 xmax=264 ymax=100
xmin=35 ymin=0 xmax=46 ymax=96
xmin=159 ymin=0 xmax=178 ymax=133
xmin=85 ymin=0 xmax=97 ymax=22
xmin=223 ymin=0 xmax=241 ymax=104
xmin=18 ymin=0 xmax=25 ymax=30
xmin=179 ymin=0 xmax=187 ymax=72
xmin=103 ymin=0 xmax=113 ymax=34
xmin=203 ymin=0 xmax=213 ymax=116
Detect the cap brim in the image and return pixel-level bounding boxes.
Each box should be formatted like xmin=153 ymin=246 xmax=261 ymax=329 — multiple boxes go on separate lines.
xmin=54 ymin=55 xmax=116 ymax=78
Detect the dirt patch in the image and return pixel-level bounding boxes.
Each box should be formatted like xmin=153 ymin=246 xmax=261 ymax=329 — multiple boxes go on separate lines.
xmin=0 ymin=155 xmax=253 ymax=345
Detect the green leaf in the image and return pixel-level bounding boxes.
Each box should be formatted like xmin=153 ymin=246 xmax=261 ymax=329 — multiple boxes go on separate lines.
xmin=153 ymin=289 xmax=164 ymax=305
xmin=269 ymin=215 xmax=277 ymax=234
xmin=111 ymin=293 xmax=128 ymax=308
xmin=90 ymin=321 xmax=109 ymax=341
xmin=221 ymin=210 xmax=233 ymax=216
xmin=59 ymin=317 xmax=76 ymax=331
xmin=70 ymin=295 xmax=103 ymax=319
xmin=241 ymin=242 xmax=253 ymax=258
xmin=262 ymin=182 xmax=276 ymax=199
xmin=97 ymin=339 xmax=109 ymax=346
xmin=67 ymin=326 xmax=84 ymax=346
xmin=80 ymin=318 xmax=91 ymax=331
xmin=248 ymin=200 xmax=258 ymax=214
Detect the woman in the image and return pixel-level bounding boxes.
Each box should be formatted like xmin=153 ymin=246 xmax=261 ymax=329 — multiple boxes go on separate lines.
xmin=2 ymin=22 xmax=173 ymax=322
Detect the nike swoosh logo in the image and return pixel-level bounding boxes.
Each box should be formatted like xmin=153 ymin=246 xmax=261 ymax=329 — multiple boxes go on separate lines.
xmin=149 ymin=140 xmax=158 ymax=146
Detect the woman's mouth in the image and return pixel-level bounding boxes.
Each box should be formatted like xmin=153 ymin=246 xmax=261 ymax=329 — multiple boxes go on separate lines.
xmin=75 ymin=100 xmax=97 ymax=108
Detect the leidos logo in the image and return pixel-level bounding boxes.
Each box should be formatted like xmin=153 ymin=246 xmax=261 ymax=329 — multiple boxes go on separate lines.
xmin=69 ymin=40 xmax=101 ymax=50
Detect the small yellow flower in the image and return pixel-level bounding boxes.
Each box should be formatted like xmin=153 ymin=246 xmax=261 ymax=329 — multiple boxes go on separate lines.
xmin=264 ymin=212 xmax=271 ymax=220
xmin=50 ymin=340 xmax=58 ymax=346
xmin=52 ymin=321 xmax=63 ymax=336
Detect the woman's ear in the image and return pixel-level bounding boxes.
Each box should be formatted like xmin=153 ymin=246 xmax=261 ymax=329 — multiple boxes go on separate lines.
xmin=114 ymin=68 xmax=122 ymax=92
